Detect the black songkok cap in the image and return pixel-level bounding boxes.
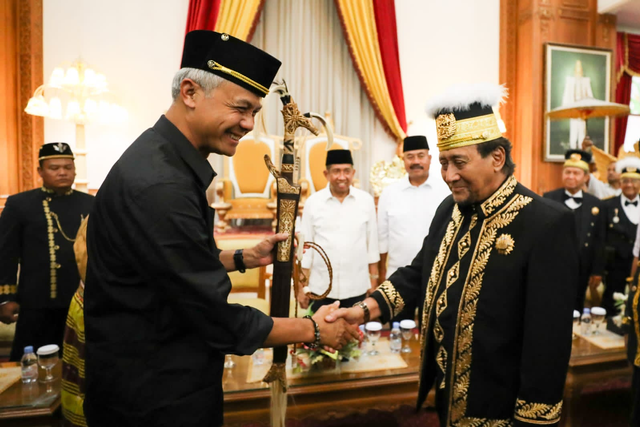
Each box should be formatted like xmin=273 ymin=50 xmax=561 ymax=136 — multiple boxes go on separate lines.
xmin=180 ymin=30 xmax=282 ymax=98
xmin=325 ymin=149 xmax=354 ymax=166
xmin=39 ymin=142 xmax=74 ymax=161
xmin=403 ymin=135 xmax=429 ymax=152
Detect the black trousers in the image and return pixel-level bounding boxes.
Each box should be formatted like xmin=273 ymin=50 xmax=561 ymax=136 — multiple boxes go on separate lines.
xmin=9 ymin=307 xmax=68 ymax=361
xmin=311 ymin=293 xmax=367 ymax=312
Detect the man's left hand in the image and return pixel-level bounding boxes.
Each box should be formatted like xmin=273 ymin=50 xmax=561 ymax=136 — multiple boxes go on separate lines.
xmin=244 ymin=233 xmax=289 ymax=268
xmin=588 ymin=275 xmax=602 ymax=306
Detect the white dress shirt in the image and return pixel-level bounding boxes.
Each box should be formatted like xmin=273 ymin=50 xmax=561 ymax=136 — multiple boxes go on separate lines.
xmin=300 ymin=185 xmax=379 ymax=300
xmin=622 ymin=194 xmax=640 ymax=226
xmin=587 ymin=174 xmax=621 ymax=199
xmin=564 ymin=189 xmax=583 ymax=210
xmin=377 ymin=176 xmax=446 ymax=278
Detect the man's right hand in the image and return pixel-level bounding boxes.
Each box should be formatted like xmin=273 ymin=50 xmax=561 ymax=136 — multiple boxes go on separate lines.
xmin=313 ymin=302 xmax=360 ymax=350
xmin=0 ymin=302 xmax=19 ymax=324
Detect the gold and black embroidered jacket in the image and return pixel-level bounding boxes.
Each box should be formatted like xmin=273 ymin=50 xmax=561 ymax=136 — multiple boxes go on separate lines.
xmin=0 ymin=188 xmax=93 ymax=308
xmin=371 ymin=176 xmax=578 ymax=426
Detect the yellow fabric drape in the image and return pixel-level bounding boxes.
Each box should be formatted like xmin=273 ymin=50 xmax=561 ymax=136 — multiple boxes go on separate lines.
xmin=215 ymin=0 xmax=263 ymax=41
xmin=334 ymin=0 xmax=406 ymax=142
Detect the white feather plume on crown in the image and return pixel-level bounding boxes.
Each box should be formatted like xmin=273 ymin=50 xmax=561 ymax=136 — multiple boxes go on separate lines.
xmin=615 ymin=155 xmax=640 ymax=173
xmin=425 ymin=83 xmax=508 ymax=118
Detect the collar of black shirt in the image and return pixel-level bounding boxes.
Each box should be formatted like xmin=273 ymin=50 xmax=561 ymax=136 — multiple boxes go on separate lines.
xmin=153 ymin=115 xmax=217 ymax=189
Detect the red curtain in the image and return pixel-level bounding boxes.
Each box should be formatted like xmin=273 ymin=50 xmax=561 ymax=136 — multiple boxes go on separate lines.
xmin=372 ymin=0 xmax=407 ymax=133
xmin=185 ymin=0 xmax=222 ymax=33
xmin=614 ymin=32 xmax=640 ymax=154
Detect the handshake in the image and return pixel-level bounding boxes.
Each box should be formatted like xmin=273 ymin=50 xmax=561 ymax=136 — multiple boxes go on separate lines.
xmin=308 ymin=300 xmax=376 ymax=351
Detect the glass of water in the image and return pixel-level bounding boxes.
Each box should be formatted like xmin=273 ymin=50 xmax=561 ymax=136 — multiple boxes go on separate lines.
xmin=590 ymin=307 xmax=606 ymax=335
xmin=365 ymin=322 xmax=382 ymax=356
xmin=36 ymin=345 xmax=59 ymax=383
xmin=400 ymin=319 xmax=416 ymax=353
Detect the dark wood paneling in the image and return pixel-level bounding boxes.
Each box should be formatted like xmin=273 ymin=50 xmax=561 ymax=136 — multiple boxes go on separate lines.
xmin=500 ymin=0 xmax=616 ymax=194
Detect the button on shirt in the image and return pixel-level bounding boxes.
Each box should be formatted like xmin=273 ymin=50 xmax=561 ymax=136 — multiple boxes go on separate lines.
xmin=300 ymin=185 xmax=379 ymax=300
xmin=377 ymin=176 xmax=445 ymax=278
xmin=622 ymin=194 xmax=640 ymax=226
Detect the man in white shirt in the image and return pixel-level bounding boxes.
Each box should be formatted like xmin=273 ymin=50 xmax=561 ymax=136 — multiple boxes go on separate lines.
xmin=602 ymin=157 xmax=640 ymax=314
xmin=298 ymin=149 xmax=379 ymax=310
xmin=586 ymin=161 xmax=622 ymax=199
xmin=377 ymin=135 xmax=445 ymax=282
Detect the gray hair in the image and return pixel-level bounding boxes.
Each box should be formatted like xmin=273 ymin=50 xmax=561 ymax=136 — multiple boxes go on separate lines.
xmin=171 ymin=68 xmax=227 ymax=100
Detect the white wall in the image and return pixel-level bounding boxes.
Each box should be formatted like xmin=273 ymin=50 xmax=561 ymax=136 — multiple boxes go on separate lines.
xmin=396 ymin=0 xmax=500 ymax=192
xmin=43 ymin=0 xmax=500 ymax=191
xmin=43 ymin=0 xmax=189 ymax=189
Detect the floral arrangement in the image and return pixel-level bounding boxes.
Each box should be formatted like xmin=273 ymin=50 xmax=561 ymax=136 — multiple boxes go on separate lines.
xmin=291 ymin=308 xmax=362 ymax=373
xmin=611 ymin=291 xmax=629 ymax=328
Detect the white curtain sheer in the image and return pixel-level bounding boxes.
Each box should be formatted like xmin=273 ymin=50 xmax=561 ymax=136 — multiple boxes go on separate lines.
xmin=248 ymin=0 xmax=393 ymax=191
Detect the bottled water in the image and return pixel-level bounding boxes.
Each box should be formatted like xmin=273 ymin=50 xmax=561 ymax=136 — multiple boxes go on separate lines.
xmin=21 ymin=346 xmax=38 ymax=383
xmin=389 ymin=322 xmax=402 ymax=354
xmin=580 ymin=308 xmax=592 ymax=336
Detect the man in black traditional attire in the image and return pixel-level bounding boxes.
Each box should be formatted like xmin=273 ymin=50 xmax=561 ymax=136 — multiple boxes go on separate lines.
xmin=602 ymin=156 xmax=640 ymax=314
xmin=83 ymin=30 xmax=357 ymax=427
xmin=544 ymin=149 xmax=605 ymax=310
xmin=0 ymin=143 xmax=94 ymax=361
xmin=327 ymin=83 xmax=578 ymax=426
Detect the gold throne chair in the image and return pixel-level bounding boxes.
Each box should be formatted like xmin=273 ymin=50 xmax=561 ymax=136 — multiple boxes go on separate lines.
xmin=212 ymin=133 xmax=281 ymax=232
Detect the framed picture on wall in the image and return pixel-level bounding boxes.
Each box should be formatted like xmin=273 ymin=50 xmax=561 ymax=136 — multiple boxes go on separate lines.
xmin=544 ymin=43 xmax=612 ymax=161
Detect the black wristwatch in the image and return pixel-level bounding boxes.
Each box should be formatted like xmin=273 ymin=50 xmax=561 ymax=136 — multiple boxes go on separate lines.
xmin=233 ymin=249 xmax=246 ymax=273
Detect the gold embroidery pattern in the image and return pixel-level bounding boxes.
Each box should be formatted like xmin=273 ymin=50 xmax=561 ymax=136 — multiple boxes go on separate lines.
xmin=456 ymin=418 xmax=512 ymax=426
xmin=479 ymin=176 xmax=517 ymax=217
xmin=276 ymin=200 xmax=296 ymax=262
xmin=40 ymin=187 xmax=73 ymax=196
xmin=436 ymin=346 xmax=448 ymax=389
xmin=377 ymin=281 xmax=405 ymax=318
xmin=633 ymin=279 xmax=640 ymax=367
xmin=418 ymin=205 xmax=463 ymax=389
xmin=449 ymin=194 xmax=532 ymax=425
xmin=0 ymin=284 xmax=17 ymax=295
xmin=433 ymin=213 xmax=478 ymax=389
xmin=43 ymin=199 xmax=59 ymax=299
xmin=514 ymin=399 xmax=562 ymax=424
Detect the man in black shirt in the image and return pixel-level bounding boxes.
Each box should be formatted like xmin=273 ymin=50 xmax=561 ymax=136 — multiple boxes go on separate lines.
xmin=84 ymin=30 xmax=357 ymax=427
xmin=0 ymin=143 xmax=93 ymax=360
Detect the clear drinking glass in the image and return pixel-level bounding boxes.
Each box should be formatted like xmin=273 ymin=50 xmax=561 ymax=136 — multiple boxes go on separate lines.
xmin=400 ymin=319 xmax=416 ymax=353
xmin=591 ymin=307 xmax=607 ymax=335
xmin=365 ymin=322 xmax=382 ymax=356
xmin=36 ymin=344 xmax=59 ymax=393
xmin=224 ymin=354 xmax=236 ymax=369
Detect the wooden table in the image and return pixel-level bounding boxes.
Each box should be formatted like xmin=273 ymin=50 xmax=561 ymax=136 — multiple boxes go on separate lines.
xmin=223 ymin=336 xmax=425 ymax=426
xmin=561 ymin=336 xmax=631 ymax=427
xmin=224 ymin=335 xmax=632 ymax=427
xmin=0 ymin=363 xmax=61 ymax=427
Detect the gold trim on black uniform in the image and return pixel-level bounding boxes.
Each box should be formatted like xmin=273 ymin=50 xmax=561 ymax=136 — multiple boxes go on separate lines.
xmin=42 ymin=199 xmax=59 ymax=299
xmin=514 ymin=399 xmax=563 ymax=425
xmin=0 ymin=284 xmax=17 ymax=295
xmin=449 ymin=189 xmax=532 ymax=425
xmin=377 ymin=281 xmax=405 ymax=319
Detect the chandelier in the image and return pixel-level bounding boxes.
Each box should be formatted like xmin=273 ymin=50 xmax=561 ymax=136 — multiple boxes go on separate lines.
xmin=25 ymin=59 xmax=127 ymax=192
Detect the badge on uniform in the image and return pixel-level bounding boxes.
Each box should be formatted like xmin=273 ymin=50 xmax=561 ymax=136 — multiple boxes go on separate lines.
xmin=613 ymin=208 xmax=620 ymax=224
xmin=495 ymin=234 xmax=515 ymax=255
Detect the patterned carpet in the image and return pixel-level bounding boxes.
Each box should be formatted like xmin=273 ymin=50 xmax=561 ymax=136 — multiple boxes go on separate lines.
xmin=236 ymin=387 xmax=633 ymax=427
